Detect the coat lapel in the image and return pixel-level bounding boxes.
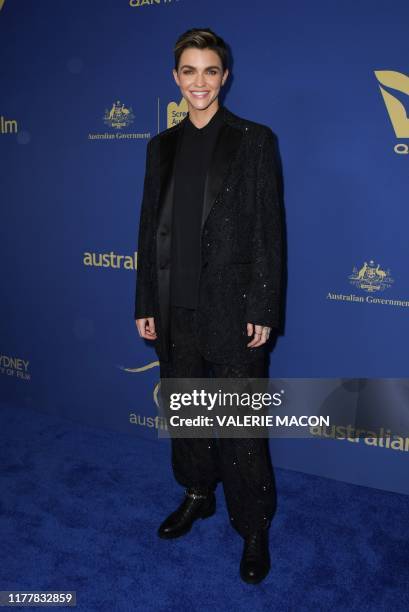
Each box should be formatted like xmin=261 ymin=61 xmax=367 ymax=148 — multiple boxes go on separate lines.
xmin=156 ymin=106 xmax=243 ymax=235
xmin=201 ymin=120 xmax=243 ymax=232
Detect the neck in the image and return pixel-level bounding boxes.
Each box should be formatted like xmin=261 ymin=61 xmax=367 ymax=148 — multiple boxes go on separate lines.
xmin=187 ymin=99 xmax=221 ymax=129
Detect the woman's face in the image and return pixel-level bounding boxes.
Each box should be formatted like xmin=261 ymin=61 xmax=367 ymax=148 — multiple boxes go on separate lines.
xmin=173 ymin=47 xmax=228 ymax=112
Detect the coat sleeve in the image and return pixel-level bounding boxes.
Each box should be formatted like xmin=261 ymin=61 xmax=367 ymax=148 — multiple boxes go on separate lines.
xmin=134 ymin=139 xmax=155 ymax=320
xmin=245 ymin=127 xmax=282 ymax=329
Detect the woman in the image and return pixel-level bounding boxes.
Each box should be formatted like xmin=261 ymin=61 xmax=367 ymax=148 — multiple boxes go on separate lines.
xmin=135 ymin=27 xmax=283 ymax=584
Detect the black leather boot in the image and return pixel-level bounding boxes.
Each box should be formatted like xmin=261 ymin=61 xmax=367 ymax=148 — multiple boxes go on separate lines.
xmin=239 ymin=529 xmax=271 ymax=584
xmin=157 ymin=487 xmax=216 ymax=539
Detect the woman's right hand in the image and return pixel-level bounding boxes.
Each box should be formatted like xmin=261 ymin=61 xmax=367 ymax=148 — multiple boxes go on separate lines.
xmin=135 ymin=317 xmax=157 ymax=340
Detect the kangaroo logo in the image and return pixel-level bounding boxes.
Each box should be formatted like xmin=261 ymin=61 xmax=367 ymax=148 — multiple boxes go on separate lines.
xmin=374 ymin=70 xmax=409 ymax=138
xmin=349 ymin=260 xmax=394 ymax=293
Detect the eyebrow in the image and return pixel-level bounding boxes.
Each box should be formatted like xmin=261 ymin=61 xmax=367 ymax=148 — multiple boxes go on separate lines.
xmin=179 ymin=65 xmax=221 ymax=71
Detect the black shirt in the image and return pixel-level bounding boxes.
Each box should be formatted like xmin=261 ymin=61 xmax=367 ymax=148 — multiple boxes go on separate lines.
xmin=170 ymin=105 xmax=224 ymax=309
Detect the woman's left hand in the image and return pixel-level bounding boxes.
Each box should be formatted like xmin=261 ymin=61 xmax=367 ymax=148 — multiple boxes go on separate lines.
xmin=246 ymin=323 xmax=271 ymax=348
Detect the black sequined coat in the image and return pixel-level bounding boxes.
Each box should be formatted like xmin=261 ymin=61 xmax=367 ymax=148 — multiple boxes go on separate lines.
xmin=134 ymin=105 xmax=283 ymax=364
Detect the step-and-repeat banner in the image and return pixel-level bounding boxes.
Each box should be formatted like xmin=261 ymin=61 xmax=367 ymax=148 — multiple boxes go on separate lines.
xmin=1 ymin=1 xmax=408 ymax=495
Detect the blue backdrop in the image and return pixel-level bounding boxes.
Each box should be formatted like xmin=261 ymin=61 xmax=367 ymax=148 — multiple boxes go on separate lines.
xmin=1 ymin=0 xmax=408 ymax=495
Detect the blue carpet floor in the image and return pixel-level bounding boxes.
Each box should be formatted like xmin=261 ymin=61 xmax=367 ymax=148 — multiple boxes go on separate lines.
xmin=1 ymin=401 xmax=408 ymax=611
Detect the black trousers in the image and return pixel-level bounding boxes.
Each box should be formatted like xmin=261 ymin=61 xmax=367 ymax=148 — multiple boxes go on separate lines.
xmin=159 ymin=304 xmax=277 ymax=538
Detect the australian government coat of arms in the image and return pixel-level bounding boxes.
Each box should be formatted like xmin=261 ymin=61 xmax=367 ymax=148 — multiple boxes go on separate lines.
xmin=349 ymin=260 xmax=394 ymax=292
xmin=104 ymin=100 xmax=135 ymax=129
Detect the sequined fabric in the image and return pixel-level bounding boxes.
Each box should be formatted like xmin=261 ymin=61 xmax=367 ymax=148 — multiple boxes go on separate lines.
xmin=159 ymin=305 xmax=277 ymax=538
xmin=134 ymin=105 xmax=283 ymax=365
